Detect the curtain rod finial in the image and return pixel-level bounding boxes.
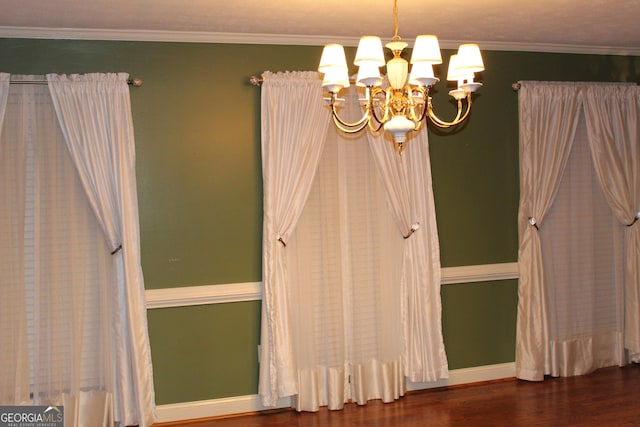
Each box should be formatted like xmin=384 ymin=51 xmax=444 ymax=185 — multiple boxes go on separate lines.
xmin=128 ymin=77 xmax=143 ymax=87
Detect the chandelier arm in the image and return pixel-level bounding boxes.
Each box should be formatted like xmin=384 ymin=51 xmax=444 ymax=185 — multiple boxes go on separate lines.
xmin=427 ymin=95 xmax=473 ymax=128
xmin=331 ymin=104 xmax=371 ymax=133
xmin=368 ymin=117 xmax=385 ymax=132
xmin=407 ymin=94 xmax=427 ymax=123
xmin=366 ymin=88 xmax=390 ymax=129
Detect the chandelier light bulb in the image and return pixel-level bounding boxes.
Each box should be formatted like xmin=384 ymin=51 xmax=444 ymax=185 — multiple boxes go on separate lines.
xmin=321 ymin=66 xmax=350 ymax=93
xmin=354 ymin=36 xmax=386 ymax=67
xmin=410 ymin=35 xmax=443 ymax=64
xmin=409 ymin=62 xmax=438 ymax=87
xmin=319 ymin=44 xmax=349 ymax=73
xmin=356 ymin=64 xmax=382 ymax=87
xmin=456 ymin=44 xmax=485 ymax=73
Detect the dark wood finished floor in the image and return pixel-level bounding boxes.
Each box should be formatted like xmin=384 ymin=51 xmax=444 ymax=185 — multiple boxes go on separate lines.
xmin=155 ymin=364 xmax=640 ymax=426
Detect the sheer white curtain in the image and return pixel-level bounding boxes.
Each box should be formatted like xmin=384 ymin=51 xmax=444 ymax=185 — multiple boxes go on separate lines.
xmin=517 ymin=81 xmax=640 ymax=381
xmin=286 ymin=88 xmax=405 ymax=411
xmin=540 ymin=112 xmax=625 ymax=376
xmin=367 ymin=117 xmax=448 ymax=384
xmin=258 ymin=71 xmax=330 ymax=406
xmin=259 ymin=76 xmax=447 ymax=410
xmin=0 ymin=74 xmax=116 ymax=425
xmin=46 ymin=73 xmax=155 ymax=427
xmin=0 ymin=73 xmax=155 ymax=427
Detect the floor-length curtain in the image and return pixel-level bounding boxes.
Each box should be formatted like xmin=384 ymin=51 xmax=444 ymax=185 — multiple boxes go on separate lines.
xmin=0 ymin=72 xmax=31 ymax=404
xmin=582 ymin=84 xmax=640 ymax=361
xmin=539 ymin=111 xmax=625 ymax=377
xmin=516 ymin=82 xmax=582 ymax=380
xmin=517 ymin=81 xmax=640 ymax=381
xmin=285 ymin=87 xmax=406 ymax=411
xmin=47 ymin=73 xmax=155 ymax=427
xmin=0 ymin=74 xmax=116 ymax=425
xmin=367 ymin=122 xmax=448 ymax=383
xmin=258 ymin=71 xmax=330 ymax=407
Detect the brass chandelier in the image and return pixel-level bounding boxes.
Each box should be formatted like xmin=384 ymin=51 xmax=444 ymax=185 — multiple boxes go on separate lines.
xmin=318 ymin=0 xmax=485 ymax=154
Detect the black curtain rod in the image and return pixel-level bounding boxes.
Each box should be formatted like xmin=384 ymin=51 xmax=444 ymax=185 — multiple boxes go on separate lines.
xmin=8 ymin=77 xmax=143 ymax=87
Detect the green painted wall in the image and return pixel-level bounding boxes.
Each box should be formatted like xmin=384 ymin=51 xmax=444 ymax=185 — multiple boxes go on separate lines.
xmin=1 ymin=38 xmax=638 ymax=405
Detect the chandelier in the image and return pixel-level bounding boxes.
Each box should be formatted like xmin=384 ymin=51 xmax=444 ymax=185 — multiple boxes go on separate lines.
xmin=318 ymin=0 xmax=485 ymax=154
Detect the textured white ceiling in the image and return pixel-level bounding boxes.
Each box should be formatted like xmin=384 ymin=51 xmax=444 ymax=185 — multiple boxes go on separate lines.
xmin=0 ymin=0 xmax=638 ymax=54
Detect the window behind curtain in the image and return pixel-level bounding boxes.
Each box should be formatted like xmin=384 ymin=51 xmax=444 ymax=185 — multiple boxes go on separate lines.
xmin=0 ymin=82 xmax=113 ymax=403
xmin=540 ymin=111 xmax=625 ymax=376
xmin=286 ymin=114 xmax=404 ymax=409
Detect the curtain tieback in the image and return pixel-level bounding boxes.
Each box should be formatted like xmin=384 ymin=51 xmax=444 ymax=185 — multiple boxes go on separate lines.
xmin=627 ymin=212 xmax=640 ymax=227
xmin=111 ymin=244 xmax=123 ymax=255
xmin=403 ymin=222 xmax=420 ymax=239
xmin=528 ymin=217 xmax=539 ymax=230
xmin=276 ymin=233 xmax=287 ymax=247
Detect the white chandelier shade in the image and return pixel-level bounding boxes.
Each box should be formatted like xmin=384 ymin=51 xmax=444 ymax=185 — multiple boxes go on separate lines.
xmin=318 ymin=0 xmax=485 ymax=154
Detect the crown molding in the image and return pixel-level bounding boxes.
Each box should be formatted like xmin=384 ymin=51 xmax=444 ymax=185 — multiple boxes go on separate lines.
xmin=1 ymin=26 xmax=639 ymax=56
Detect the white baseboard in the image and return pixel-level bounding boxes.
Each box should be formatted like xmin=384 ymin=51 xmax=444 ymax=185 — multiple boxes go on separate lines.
xmin=155 ymin=394 xmax=292 ymax=424
xmin=406 ymin=362 xmax=516 ymax=391
xmin=154 ymin=362 xmax=516 ymax=424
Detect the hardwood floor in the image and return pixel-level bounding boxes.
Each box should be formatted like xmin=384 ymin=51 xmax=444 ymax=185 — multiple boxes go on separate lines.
xmin=156 ymin=364 xmax=640 ymax=426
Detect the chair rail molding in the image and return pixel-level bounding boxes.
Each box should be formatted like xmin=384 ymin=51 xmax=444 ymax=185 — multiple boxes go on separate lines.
xmin=145 ymin=262 xmax=519 ymax=309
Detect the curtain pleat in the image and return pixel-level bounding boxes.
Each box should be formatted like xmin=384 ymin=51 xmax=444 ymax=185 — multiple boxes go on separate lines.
xmin=47 ymin=73 xmax=156 ymax=427
xmin=62 ymin=391 xmax=114 ymax=427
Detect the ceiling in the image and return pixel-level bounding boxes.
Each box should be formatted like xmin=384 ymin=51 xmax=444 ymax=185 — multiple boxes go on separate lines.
xmin=0 ymin=0 xmax=638 ymax=55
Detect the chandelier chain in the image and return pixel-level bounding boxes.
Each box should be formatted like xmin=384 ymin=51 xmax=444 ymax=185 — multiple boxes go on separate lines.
xmin=392 ymin=0 xmax=401 ymax=41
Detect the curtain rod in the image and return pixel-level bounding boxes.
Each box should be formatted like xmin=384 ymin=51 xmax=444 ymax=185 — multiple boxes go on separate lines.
xmin=253 ymin=76 xmax=522 ymax=91
xmin=8 ymin=77 xmax=144 ymax=87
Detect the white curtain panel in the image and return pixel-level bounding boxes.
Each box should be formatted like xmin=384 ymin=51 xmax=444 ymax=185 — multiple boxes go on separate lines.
xmin=0 ymin=73 xmax=31 ymax=404
xmin=516 ymin=82 xmax=582 ymax=380
xmin=286 ymin=88 xmax=406 ymax=411
xmin=517 ymin=81 xmax=640 ymax=380
xmin=260 ymin=77 xmax=447 ymax=410
xmin=582 ymin=84 xmax=640 ymax=361
xmin=258 ymin=71 xmax=330 ymax=406
xmin=366 ymin=113 xmax=448 ymax=384
xmin=540 ymin=112 xmax=625 ymax=376
xmin=47 ymin=73 xmax=155 ymax=427
xmin=0 ymin=75 xmax=115 ymax=425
